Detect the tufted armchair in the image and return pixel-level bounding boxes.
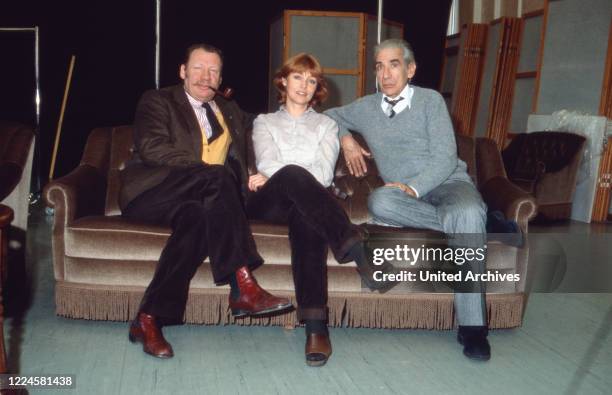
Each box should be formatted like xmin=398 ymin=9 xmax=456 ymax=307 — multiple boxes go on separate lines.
xmin=0 ymin=121 xmax=34 ymax=374
xmin=502 ymin=131 xmax=586 ymax=221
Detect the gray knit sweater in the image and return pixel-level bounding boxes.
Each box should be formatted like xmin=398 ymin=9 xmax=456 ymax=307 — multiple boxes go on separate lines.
xmin=325 ymin=86 xmax=472 ymax=197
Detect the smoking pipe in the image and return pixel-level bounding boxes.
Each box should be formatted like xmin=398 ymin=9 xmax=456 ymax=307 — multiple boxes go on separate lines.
xmin=207 ymin=86 xmax=233 ymax=99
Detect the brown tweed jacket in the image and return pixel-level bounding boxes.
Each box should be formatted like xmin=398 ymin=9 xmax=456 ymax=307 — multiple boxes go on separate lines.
xmin=119 ymin=84 xmax=255 ymax=210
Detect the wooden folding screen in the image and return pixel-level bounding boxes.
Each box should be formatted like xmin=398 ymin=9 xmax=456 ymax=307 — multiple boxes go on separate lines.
xmin=439 ymin=32 xmax=461 ymax=111
xmin=439 ymin=24 xmax=487 ymax=136
xmin=592 ymin=16 xmax=612 ymax=222
xmin=472 ymin=17 xmax=522 ymax=148
xmin=268 ymin=10 xmax=403 ymax=112
xmin=508 ymin=9 xmax=547 ymax=137
xmin=532 ymin=0 xmax=611 ymax=222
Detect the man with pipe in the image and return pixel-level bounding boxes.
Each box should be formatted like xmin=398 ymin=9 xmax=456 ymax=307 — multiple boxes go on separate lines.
xmin=119 ymin=43 xmax=292 ymax=358
xmin=325 ymin=38 xmax=491 ymax=361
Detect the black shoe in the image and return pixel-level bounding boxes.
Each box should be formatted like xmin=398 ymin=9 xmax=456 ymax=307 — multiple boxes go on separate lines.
xmin=357 ymin=245 xmax=400 ymax=293
xmin=486 ymin=210 xmax=523 ymax=247
xmin=335 ymin=225 xmax=369 ymax=264
xmin=457 ymin=325 xmax=491 ymax=361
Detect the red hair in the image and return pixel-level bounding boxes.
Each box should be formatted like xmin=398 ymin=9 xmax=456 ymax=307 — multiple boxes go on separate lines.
xmin=273 ymin=53 xmax=328 ymax=107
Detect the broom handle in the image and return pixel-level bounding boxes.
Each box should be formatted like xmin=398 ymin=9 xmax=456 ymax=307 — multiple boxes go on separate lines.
xmin=49 ymin=55 xmax=75 ymax=181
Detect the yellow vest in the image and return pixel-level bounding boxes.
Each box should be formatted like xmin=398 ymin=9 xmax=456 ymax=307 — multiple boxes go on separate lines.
xmin=201 ymin=109 xmax=232 ymax=165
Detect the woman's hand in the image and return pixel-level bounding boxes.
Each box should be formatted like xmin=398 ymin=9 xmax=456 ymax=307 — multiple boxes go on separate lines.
xmin=341 ymin=135 xmax=371 ymax=177
xmin=248 ymin=173 xmax=269 ymax=192
xmin=385 ymin=182 xmax=417 ymax=197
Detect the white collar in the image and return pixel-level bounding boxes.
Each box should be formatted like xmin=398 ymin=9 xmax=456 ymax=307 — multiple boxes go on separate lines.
xmin=279 ymin=105 xmax=315 ymax=118
xmin=185 ymin=90 xmax=217 ymax=110
xmin=380 ymin=84 xmax=414 ymax=116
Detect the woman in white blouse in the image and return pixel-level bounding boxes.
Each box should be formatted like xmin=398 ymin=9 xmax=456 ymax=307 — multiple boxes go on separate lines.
xmin=246 ymin=53 xmax=397 ymax=367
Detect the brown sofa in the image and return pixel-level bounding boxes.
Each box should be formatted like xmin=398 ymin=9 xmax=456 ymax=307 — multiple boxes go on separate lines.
xmin=44 ymin=126 xmax=537 ymax=329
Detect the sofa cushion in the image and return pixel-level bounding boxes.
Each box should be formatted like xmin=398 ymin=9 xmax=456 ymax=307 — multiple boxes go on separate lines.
xmin=65 ymin=216 xmax=519 ymax=274
xmin=62 ymin=256 xmax=363 ymax=292
xmin=66 ymin=216 xmax=346 ymax=266
xmin=66 ymin=216 xmax=170 ymax=261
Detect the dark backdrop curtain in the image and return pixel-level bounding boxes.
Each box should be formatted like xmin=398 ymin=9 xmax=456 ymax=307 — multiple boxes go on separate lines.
xmin=0 ymin=0 xmax=450 ymax=183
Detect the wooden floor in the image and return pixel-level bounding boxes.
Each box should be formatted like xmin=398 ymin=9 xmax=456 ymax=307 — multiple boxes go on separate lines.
xmin=2 ymin=206 xmax=612 ymax=394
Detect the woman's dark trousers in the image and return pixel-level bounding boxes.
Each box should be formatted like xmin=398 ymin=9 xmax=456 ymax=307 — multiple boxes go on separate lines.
xmin=246 ymin=165 xmax=359 ymax=321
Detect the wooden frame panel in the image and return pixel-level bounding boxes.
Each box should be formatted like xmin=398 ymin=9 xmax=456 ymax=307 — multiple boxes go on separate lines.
xmin=506 ymin=8 xmax=546 ymax=138
xmin=592 ymin=16 xmax=612 ymax=222
xmin=592 ymin=136 xmax=612 ymax=222
xmin=284 ymin=9 xmax=363 ymax=88
xmin=532 ymin=0 xmax=549 ymax=113
xmin=448 ymin=23 xmax=488 ymax=136
xmin=280 ymin=9 xmax=402 ymax=102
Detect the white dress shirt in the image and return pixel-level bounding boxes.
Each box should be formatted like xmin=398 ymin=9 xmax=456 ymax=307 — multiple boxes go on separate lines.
xmin=253 ymin=106 xmax=340 ymax=187
xmin=185 ymin=90 xmax=221 ymax=139
xmin=380 ymin=83 xmax=414 ymax=117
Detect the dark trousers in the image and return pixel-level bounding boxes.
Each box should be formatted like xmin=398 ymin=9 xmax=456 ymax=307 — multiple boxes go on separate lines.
xmin=122 ymin=164 xmax=262 ymax=321
xmin=246 ymin=165 xmax=359 ymax=321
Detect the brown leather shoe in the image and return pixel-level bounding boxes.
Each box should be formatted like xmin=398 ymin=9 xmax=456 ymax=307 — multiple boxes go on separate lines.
xmin=129 ymin=312 xmax=174 ymax=358
xmin=305 ymin=333 xmax=332 ymax=367
xmin=229 ymin=266 xmax=293 ymax=317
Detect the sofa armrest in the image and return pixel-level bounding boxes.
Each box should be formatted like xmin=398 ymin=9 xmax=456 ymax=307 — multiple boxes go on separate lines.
xmin=480 ymin=176 xmax=537 ymax=230
xmin=475 ymin=137 xmax=508 ymax=189
xmin=44 ymin=164 xmax=107 ymax=224
xmin=43 ymin=165 xmax=107 ymax=281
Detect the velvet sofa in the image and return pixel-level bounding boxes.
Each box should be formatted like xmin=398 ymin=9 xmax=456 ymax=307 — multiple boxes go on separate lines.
xmin=44 ymin=126 xmax=537 ymax=329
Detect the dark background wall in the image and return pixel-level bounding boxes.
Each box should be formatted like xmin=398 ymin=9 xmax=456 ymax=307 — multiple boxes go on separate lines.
xmin=0 ymin=0 xmax=451 ymax=186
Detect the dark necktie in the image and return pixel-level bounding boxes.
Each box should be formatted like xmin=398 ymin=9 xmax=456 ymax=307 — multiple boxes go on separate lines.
xmin=202 ymin=102 xmax=223 ymax=142
xmin=384 ymin=96 xmax=404 ymax=118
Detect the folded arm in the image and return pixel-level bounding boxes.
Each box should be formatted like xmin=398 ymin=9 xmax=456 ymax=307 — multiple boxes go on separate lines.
xmin=325 ymin=103 xmax=371 ymax=176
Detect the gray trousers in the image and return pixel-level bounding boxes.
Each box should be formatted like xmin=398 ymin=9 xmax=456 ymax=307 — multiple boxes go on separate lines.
xmin=368 ymin=180 xmax=487 ymax=326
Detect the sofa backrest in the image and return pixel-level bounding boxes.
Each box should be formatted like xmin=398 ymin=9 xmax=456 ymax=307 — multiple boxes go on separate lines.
xmin=100 ymin=127 xmax=478 ymax=215
xmin=341 ymin=133 xmax=476 ymax=181
xmin=105 ymin=126 xmax=135 ymax=216
xmin=456 ymin=134 xmax=476 ymax=181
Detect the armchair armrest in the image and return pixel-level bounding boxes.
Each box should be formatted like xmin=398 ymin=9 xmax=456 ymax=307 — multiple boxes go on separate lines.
xmin=0 ymin=162 xmax=23 ymax=202
xmin=534 ymin=167 xmax=579 ymax=205
xmin=0 ymin=204 xmax=13 ymax=229
xmin=480 ymin=176 xmax=537 ymax=230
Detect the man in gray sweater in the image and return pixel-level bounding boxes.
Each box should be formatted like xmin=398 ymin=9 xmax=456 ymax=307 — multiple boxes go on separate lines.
xmin=325 ymin=39 xmax=491 ymax=361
